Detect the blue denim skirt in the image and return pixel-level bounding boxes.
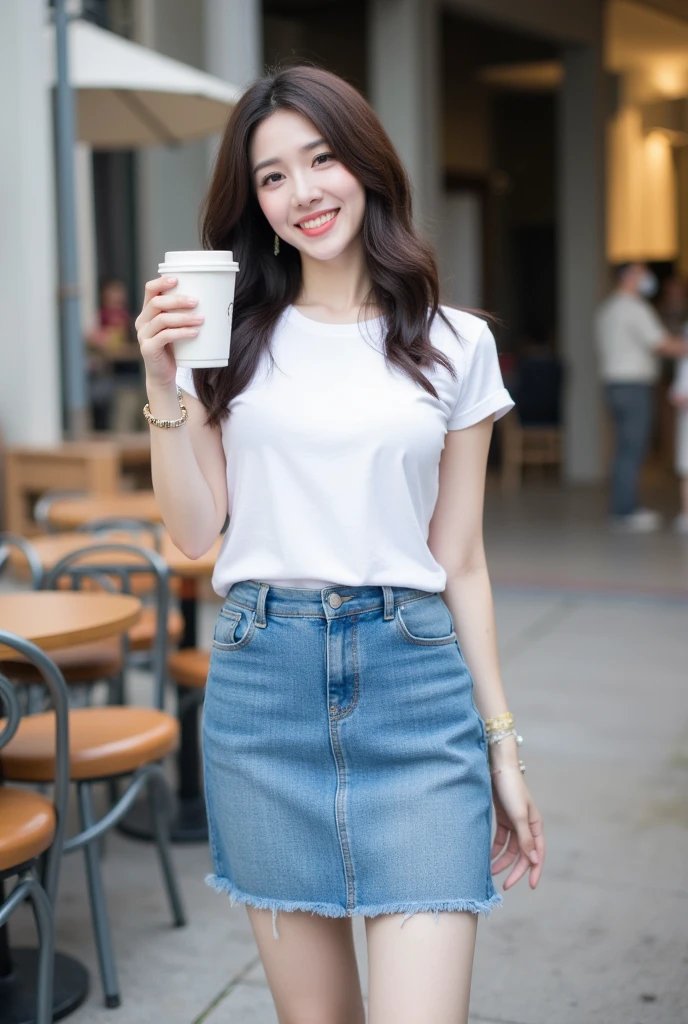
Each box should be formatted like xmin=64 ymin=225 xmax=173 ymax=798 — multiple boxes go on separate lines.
xmin=202 ymin=581 xmax=501 ymax=932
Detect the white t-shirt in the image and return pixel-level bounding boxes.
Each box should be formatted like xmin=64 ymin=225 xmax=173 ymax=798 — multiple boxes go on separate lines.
xmin=176 ymin=304 xmax=513 ymax=596
xmin=595 ymin=292 xmax=665 ymax=384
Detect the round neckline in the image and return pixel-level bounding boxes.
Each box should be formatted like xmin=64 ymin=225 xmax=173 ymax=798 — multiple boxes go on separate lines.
xmin=286 ymin=304 xmax=384 ymax=337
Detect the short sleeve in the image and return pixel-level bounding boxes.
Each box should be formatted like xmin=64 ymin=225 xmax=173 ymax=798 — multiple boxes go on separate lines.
xmin=175 ymin=365 xmax=198 ymax=398
xmin=447 ymin=324 xmax=514 ymax=431
xmin=635 ymin=304 xmax=665 ymax=351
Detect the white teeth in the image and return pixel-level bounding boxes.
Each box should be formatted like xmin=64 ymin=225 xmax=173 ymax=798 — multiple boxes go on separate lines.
xmin=299 ymin=210 xmax=337 ymax=230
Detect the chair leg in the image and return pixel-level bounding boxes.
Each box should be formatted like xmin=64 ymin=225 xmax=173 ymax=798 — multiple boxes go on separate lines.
xmin=26 ymin=875 xmax=55 ymax=1024
xmin=107 ymin=670 xmax=126 ymax=707
xmin=106 ymin=675 xmax=125 ymax=809
xmin=77 ymin=781 xmax=121 ymax=1008
xmin=147 ymin=772 xmax=186 ymax=927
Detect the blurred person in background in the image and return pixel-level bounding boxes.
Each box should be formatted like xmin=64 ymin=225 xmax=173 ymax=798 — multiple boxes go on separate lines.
xmin=595 ymin=262 xmax=688 ymax=532
xmin=87 ymin=278 xmax=144 ymax=432
xmin=661 ymin=276 xmax=688 ymax=534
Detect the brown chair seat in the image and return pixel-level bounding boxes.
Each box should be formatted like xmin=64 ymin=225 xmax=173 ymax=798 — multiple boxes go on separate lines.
xmin=128 ymin=607 xmax=184 ymax=651
xmin=0 ymin=638 xmax=124 ymax=685
xmin=167 ymin=648 xmax=210 ymax=689
xmin=0 ymin=786 xmax=56 ymax=872
xmin=0 ymin=707 xmax=179 ymax=782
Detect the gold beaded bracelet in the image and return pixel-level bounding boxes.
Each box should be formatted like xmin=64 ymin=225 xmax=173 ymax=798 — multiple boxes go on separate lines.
xmin=484 ymin=712 xmax=514 ymax=734
xmin=143 ymin=387 xmax=188 ymax=429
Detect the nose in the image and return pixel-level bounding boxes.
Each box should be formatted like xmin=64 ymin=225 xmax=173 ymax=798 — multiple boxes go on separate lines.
xmin=291 ymin=170 xmax=323 ymax=210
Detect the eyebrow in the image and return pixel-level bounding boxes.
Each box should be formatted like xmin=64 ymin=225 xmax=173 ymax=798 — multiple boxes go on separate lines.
xmin=252 ymin=138 xmax=328 ymax=176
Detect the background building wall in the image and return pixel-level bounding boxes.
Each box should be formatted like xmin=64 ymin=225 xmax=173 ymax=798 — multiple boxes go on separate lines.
xmin=445 ymin=0 xmax=602 ymax=45
xmin=0 ymin=0 xmax=61 ymax=445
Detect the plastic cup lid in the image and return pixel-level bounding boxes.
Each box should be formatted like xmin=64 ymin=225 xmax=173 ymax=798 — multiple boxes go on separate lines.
xmin=159 ymin=250 xmax=238 ymax=269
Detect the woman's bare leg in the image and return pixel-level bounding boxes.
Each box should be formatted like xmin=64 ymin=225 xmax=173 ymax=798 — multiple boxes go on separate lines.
xmin=366 ymin=911 xmax=478 ymax=1024
xmin=246 ymin=907 xmax=366 ymax=1024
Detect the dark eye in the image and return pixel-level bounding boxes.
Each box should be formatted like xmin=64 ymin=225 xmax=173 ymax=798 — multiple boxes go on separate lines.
xmin=260 ymin=171 xmax=283 ymax=187
xmin=314 ymin=153 xmax=334 ymax=166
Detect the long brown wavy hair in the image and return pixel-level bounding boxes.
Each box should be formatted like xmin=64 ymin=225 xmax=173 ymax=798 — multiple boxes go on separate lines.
xmin=194 ymin=65 xmax=458 ymax=425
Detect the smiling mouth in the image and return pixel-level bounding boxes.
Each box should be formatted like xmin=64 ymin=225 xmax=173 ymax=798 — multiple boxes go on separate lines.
xmin=296 ymin=209 xmax=339 ymax=231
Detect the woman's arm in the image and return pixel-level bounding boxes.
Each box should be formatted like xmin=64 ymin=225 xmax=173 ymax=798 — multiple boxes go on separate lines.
xmin=146 ymin=383 xmax=228 ymax=558
xmin=428 ymin=416 xmax=544 ymax=889
xmin=136 ymin=275 xmax=228 ymax=558
xmin=428 ymin=417 xmax=508 ymax=726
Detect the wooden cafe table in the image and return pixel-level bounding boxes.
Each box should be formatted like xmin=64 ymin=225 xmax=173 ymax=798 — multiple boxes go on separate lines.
xmin=8 ymin=531 xmax=223 ymax=844
xmin=0 ymin=591 xmax=141 ymax=1024
xmin=45 ymin=490 xmax=161 ymax=530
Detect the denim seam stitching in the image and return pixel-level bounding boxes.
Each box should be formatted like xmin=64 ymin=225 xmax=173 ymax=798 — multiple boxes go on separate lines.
xmin=330 ymin=723 xmax=356 ymax=913
xmin=331 ymin=617 xmax=360 ymax=721
xmin=219 ymin=608 xmax=242 ymax=623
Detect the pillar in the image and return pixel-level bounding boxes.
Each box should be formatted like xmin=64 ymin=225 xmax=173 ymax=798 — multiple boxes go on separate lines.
xmin=367 ymin=0 xmax=441 ymax=239
xmin=558 ymin=39 xmax=607 ymax=482
xmin=0 ymin=0 xmax=61 ymax=446
xmin=204 ymin=0 xmax=262 ymax=168
xmin=75 ymin=143 xmax=98 ymax=336
xmin=133 ymin=0 xmax=211 ymax=288
xmin=204 ymin=0 xmax=262 ymax=89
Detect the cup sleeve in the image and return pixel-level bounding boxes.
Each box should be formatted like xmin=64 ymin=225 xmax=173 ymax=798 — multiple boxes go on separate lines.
xmin=447 ymin=324 xmax=514 ymax=431
xmin=175 ymin=366 xmax=198 ymax=399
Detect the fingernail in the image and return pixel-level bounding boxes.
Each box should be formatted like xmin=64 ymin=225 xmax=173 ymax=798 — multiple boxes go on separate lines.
xmin=190 ymin=328 xmax=199 ymax=335
xmin=529 ymin=851 xmax=539 ymax=865
xmin=166 ymin=276 xmax=177 ymax=283
xmin=185 ymin=298 xmax=198 ymax=306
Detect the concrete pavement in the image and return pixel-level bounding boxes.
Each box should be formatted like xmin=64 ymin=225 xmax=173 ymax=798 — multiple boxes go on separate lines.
xmin=8 ymin=485 xmax=688 ymax=1022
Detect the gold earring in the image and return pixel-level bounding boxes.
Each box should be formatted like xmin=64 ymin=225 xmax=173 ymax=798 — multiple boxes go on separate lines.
xmin=274 ymin=234 xmax=280 ymax=256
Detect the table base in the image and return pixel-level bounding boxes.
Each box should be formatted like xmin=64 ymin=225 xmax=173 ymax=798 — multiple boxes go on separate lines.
xmin=0 ymin=949 xmax=89 ymax=1023
xmin=117 ymin=795 xmax=208 ymax=844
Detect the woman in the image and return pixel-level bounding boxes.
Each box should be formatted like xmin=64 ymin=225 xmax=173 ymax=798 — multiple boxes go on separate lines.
xmin=136 ymin=66 xmax=544 ymax=1024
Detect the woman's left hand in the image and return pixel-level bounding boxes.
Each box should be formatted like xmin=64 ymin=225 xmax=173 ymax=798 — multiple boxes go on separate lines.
xmin=490 ymin=767 xmax=545 ymax=890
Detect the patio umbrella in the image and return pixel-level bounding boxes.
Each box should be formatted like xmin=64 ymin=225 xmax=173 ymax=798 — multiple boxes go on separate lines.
xmin=46 ymin=16 xmax=242 ymax=148
xmin=49 ymin=5 xmax=242 ymax=435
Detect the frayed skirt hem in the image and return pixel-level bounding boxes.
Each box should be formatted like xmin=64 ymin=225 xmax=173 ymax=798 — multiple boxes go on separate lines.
xmin=205 ymin=873 xmax=502 ymax=937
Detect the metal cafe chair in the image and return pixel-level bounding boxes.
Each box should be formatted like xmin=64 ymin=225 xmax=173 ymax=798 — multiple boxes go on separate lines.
xmin=74 ymin=518 xmax=185 ymax=657
xmin=33 ymin=490 xmax=86 ymax=534
xmin=0 ymin=634 xmax=70 ymax=1024
xmin=0 ymin=543 xmax=187 ymax=1008
xmin=0 ymin=533 xmax=125 ymax=714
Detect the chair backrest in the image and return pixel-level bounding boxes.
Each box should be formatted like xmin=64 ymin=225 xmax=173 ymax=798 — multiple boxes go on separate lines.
xmin=44 ymin=542 xmax=171 ymax=710
xmin=76 ymin=517 xmax=163 ymax=553
xmin=0 ymin=533 xmax=44 ymax=589
xmin=0 ymin=634 xmax=70 ymax=903
xmin=33 ymin=490 xmax=86 ymax=534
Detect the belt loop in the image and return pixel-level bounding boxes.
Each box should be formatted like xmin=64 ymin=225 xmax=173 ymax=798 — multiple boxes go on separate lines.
xmin=382 ymin=586 xmax=395 ymax=621
xmin=255 ymin=583 xmax=270 ymax=628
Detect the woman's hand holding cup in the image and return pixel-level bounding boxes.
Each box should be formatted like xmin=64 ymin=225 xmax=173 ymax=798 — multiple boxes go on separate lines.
xmin=135 ymin=275 xmax=204 ymax=393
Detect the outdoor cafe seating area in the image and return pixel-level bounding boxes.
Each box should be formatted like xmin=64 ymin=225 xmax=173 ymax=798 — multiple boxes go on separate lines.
xmin=0 ymin=438 xmax=219 ymax=1023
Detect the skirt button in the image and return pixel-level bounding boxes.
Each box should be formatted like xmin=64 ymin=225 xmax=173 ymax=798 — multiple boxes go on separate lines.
xmin=328 ymin=593 xmax=343 ymax=609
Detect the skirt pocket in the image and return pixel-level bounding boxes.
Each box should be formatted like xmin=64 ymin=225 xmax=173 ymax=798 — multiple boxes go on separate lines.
xmin=395 ymin=594 xmax=457 ymax=646
xmin=212 ymin=604 xmax=257 ymax=652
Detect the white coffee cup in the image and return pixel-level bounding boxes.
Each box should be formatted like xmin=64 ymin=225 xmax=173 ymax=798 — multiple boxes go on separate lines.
xmin=157 ymin=250 xmax=240 ymax=368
